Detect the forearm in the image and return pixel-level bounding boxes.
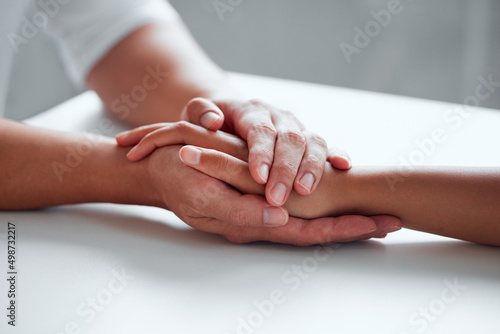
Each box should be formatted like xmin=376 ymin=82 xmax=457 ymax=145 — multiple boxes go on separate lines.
xmin=0 ymin=119 xmax=158 ymax=209
xmin=274 ymin=165 xmax=500 ymax=245
xmin=326 ymin=167 xmax=500 ymax=246
xmin=86 ymin=20 xmax=241 ymax=126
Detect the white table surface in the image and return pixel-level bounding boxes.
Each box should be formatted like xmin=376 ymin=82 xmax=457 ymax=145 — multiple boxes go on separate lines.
xmin=1 ymin=73 xmax=499 ymax=334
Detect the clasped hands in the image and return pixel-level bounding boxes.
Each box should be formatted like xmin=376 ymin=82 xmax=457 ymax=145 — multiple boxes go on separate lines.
xmin=116 ymin=98 xmax=401 ymax=246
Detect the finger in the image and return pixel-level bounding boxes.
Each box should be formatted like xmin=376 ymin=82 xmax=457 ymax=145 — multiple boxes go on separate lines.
xmin=222 ymin=215 xmax=378 ymax=246
xmin=265 ymin=119 xmax=306 ymax=206
xmin=115 ymin=123 xmax=169 ymax=147
xmin=181 ymin=97 xmax=225 ymax=131
xmin=184 ymin=182 xmax=289 ymax=228
xmin=294 ymin=131 xmax=328 ymax=195
xmin=179 ymin=146 xmax=263 ymax=195
xmin=126 ymin=122 xmax=248 ymax=162
xmin=328 ymin=147 xmax=352 ymax=170
xmin=232 ymin=101 xmax=278 ymax=185
xmin=369 ymin=215 xmax=402 ymax=238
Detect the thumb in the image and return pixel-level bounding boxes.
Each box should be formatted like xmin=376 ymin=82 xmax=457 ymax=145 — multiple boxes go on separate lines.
xmin=181 ymin=97 xmax=225 ymax=131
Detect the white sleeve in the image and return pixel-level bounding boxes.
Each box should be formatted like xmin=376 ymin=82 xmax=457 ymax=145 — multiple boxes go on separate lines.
xmin=39 ymin=0 xmax=179 ymax=89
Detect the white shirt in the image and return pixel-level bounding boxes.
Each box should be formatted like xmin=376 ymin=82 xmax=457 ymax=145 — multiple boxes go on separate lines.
xmin=0 ymin=0 xmax=178 ymax=117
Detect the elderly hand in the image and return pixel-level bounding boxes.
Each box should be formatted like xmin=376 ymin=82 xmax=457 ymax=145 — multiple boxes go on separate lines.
xmin=179 ymin=98 xmax=352 ymax=206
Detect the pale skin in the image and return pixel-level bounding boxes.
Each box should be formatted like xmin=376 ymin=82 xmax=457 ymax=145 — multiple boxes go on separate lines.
xmin=1 ymin=16 xmax=407 ymax=244
xmin=119 ymin=123 xmax=500 ymax=247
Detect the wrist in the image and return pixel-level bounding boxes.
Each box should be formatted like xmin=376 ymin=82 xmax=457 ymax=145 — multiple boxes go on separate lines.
xmin=284 ymin=164 xmax=353 ymax=219
xmin=337 ymin=167 xmax=391 ymax=216
xmin=314 ymin=164 xmax=360 ymax=217
xmin=84 ymin=139 xmax=162 ymax=208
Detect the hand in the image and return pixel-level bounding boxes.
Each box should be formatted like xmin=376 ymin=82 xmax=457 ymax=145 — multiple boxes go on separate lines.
xmin=118 ymin=123 xmax=400 ymax=244
xmin=176 ymin=144 xmax=402 ymax=241
xmin=180 ymin=98 xmax=352 ymax=206
xmin=116 ymin=122 xmax=346 ymax=218
xmin=144 ymin=145 xmax=398 ymax=246
xmin=176 ymin=145 xmax=337 ymax=219
xmin=116 ymin=121 xmax=342 ymax=219
xmin=116 ymin=121 xmax=248 ymax=163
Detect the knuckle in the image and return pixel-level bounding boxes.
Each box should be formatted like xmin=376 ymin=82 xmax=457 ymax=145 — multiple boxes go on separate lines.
xmin=280 ymin=130 xmax=306 ymax=148
xmin=308 ymin=133 xmax=328 ymax=150
xmin=280 ymin=109 xmax=297 ymax=120
xmin=251 ymin=121 xmax=277 ymax=137
xmin=251 ymin=145 xmax=274 ymax=161
xmin=304 ymin=155 xmax=324 ymax=171
xmin=213 ymin=152 xmax=230 ymax=175
xmin=187 ymin=97 xmax=207 ymax=110
xmin=247 ymin=98 xmax=268 ymax=109
xmin=174 ymin=120 xmax=193 ymax=132
xmin=293 ymin=221 xmax=315 ymax=246
xmin=228 ymin=207 xmax=251 ymax=227
xmin=275 ymin=160 xmax=299 ymax=178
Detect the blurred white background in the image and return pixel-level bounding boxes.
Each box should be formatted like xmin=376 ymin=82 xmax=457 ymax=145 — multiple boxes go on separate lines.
xmin=6 ymin=0 xmax=500 ymax=120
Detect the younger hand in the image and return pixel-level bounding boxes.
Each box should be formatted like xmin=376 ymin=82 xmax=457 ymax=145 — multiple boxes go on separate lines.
xmin=175 ymin=144 xmax=402 ymax=243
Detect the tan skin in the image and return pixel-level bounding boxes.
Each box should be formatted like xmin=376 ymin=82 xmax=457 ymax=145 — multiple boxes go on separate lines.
xmin=119 ymin=122 xmax=500 ymax=247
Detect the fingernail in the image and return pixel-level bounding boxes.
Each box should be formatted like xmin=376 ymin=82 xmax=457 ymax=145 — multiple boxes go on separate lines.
xmin=355 ymin=220 xmax=377 ymax=237
xmin=263 ymin=206 xmax=287 ymax=227
xmin=258 ymin=164 xmax=269 ymax=183
xmin=270 ymin=183 xmax=287 ymax=205
xmin=386 ymin=225 xmax=401 ymax=233
xmin=200 ymin=112 xmax=220 ymax=128
xmin=298 ymin=173 xmax=315 ymax=192
xmin=340 ymin=155 xmax=351 ymax=168
xmin=180 ymin=146 xmax=201 ymax=165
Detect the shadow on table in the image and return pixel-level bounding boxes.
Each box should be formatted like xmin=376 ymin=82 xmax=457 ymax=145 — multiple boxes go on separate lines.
xmin=17 ymin=204 xmax=500 ymax=286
